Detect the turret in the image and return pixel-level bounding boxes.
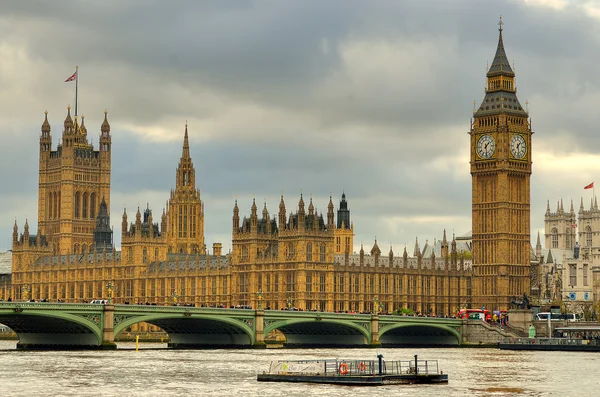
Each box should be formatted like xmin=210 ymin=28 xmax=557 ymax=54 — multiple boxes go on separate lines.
xmin=359 ymin=243 xmax=364 ymax=266
xmin=100 ymin=110 xmax=111 ymax=154
xmin=337 ymin=192 xmax=351 ymax=229
xmin=327 ymin=195 xmax=334 ymax=229
xmin=59 ymin=105 xmax=75 ymax=150
xmin=23 ymin=219 xmax=30 ymax=244
xmin=161 ymin=208 xmax=167 ymax=234
xmin=40 ymin=110 xmax=52 ymax=158
xmin=570 ymin=199 xmax=574 ymax=214
xmin=441 ymin=229 xmax=449 ymax=259
xmin=233 ymin=200 xmax=240 ymax=233
xmin=122 ymin=208 xmax=128 ymax=235
xmin=278 ymin=195 xmax=286 ymax=230
xmin=250 ymin=198 xmax=258 ymax=233
xmin=135 ymin=206 xmax=142 ymax=232
xmin=413 ymin=237 xmax=420 ymax=257
xmin=12 ymin=220 xmax=18 ymax=244
xmin=298 ymin=194 xmax=305 ymax=229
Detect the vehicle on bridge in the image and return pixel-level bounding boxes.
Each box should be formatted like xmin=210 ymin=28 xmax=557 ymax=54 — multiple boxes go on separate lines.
xmin=456 ymin=309 xmax=491 ymax=321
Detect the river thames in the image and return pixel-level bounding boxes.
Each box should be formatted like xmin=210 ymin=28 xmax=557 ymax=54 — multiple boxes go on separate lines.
xmin=0 ymin=340 xmax=598 ymax=396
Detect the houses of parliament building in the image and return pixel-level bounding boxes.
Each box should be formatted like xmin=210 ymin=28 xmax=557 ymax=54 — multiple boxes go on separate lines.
xmin=0 ymin=20 xmax=536 ymax=314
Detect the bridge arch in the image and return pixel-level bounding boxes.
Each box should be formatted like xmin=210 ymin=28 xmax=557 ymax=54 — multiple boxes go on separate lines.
xmin=379 ymin=323 xmax=461 ymax=346
xmin=265 ymin=318 xmax=372 ymax=346
xmin=0 ymin=311 xmax=103 ymax=348
xmin=114 ymin=313 xmax=255 ymax=347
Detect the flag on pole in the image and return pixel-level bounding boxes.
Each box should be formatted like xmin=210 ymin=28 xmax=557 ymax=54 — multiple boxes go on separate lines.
xmin=65 ymin=71 xmax=77 ymax=82
xmin=585 ymin=182 xmax=594 ymax=190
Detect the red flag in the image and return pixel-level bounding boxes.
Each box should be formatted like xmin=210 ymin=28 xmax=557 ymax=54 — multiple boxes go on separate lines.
xmin=584 ymin=182 xmax=594 ymax=190
xmin=65 ymin=71 xmax=77 ymax=82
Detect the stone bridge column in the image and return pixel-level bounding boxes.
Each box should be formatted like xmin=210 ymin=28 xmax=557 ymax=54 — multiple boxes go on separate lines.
xmin=253 ymin=309 xmax=266 ymax=349
xmin=101 ymin=305 xmax=117 ymax=349
xmin=370 ymin=314 xmax=381 ymax=347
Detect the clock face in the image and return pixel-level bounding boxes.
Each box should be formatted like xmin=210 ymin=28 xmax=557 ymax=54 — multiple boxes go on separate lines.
xmin=510 ymin=134 xmax=526 ymax=159
xmin=476 ymin=134 xmax=495 ymax=159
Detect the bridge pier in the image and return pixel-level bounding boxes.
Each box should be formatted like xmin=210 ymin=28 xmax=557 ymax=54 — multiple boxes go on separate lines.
xmin=370 ymin=314 xmax=381 ymax=347
xmin=253 ymin=309 xmax=266 ymax=349
xmin=101 ymin=305 xmax=117 ymax=350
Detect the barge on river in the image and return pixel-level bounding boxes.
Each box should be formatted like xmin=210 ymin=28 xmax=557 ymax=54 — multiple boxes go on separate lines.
xmin=499 ymin=327 xmax=600 ymax=352
xmin=257 ymin=354 xmax=448 ymax=386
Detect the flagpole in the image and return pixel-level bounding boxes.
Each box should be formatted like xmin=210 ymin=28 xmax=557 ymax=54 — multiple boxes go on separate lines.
xmin=75 ymin=65 xmax=78 ymax=116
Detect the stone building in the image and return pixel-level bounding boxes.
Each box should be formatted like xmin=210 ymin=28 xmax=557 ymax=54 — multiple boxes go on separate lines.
xmin=0 ymin=19 xmax=541 ymax=314
xmin=542 ymin=198 xmax=600 ymax=312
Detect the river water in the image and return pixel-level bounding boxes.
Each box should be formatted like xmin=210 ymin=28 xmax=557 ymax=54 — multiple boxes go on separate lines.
xmin=0 ymin=340 xmax=598 ymax=396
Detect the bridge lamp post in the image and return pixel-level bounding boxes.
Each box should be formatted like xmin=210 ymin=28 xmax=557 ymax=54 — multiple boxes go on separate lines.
xmin=287 ymin=295 xmax=294 ymax=310
xmin=21 ymin=285 xmax=31 ymax=302
xmin=106 ymin=282 xmax=114 ymax=304
xmin=256 ymin=289 xmax=264 ymax=310
xmin=171 ymin=292 xmax=179 ymax=306
xmin=373 ymin=296 xmax=382 ymax=314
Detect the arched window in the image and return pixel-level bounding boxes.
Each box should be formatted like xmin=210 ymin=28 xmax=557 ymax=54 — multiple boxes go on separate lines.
xmin=81 ymin=244 xmax=87 ymax=254
xmin=320 ymin=244 xmax=326 ymax=262
xmin=241 ymin=246 xmax=248 ymax=261
xmin=82 ymin=192 xmax=88 ymax=219
xmin=306 ymin=243 xmax=312 ymax=261
xmin=551 ymin=228 xmax=558 ymax=249
xmin=90 ymin=193 xmax=96 ymax=219
xmin=143 ymin=248 xmax=148 ymax=263
xmin=48 ymin=193 xmax=53 ymax=219
xmin=74 ymin=192 xmax=81 ymax=218
xmin=56 ymin=191 xmax=61 ymax=218
xmin=586 ymin=226 xmax=593 ymax=247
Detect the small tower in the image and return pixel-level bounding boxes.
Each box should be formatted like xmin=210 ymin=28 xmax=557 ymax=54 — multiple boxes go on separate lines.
xmin=441 ymin=229 xmax=449 ymax=259
xmin=12 ymin=221 xmax=18 ymax=245
xmin=250 ymin=198 xmax=258 ymax=233
xmin=94 ymin=198 xmax=113 ymax=252
xmin=278 ymin=195 xmax=286 ymax=230
xmin=334 ymin=193 xmax=354 ymax=255
xmin=327 ymin=195 xmax=335 ymax=229
xmin=233 ymin=200 xmax=240 ymax=233
xmin=122 ymin=208 xmax=128 ymax=235
xmin=40 ymin=111 xmax=52 ymax=161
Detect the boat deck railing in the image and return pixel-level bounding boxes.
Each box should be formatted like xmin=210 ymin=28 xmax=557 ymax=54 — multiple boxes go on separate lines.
xmin=266 ymin=358 xmax=442 ymax=377
xmin=502 ymin=337 xmax=600 ymax=346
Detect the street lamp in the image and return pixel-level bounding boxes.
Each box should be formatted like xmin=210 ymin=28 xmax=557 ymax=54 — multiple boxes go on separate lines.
xmin=21 ymin=284 xmax=31 ymax=302
xmin=256 ymin=289 xmax=264 ymax=310
xmin=171 ymin=292 xmax=179 ymax=306
xmin=287 ymin=295 xmax=294 ymax=310
xmin=106 ymin=282 xmax=114 ymax=304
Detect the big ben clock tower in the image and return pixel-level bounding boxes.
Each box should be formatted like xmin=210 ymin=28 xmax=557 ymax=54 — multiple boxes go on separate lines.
xmin=470 ymin=18 xmax=532 ymax=310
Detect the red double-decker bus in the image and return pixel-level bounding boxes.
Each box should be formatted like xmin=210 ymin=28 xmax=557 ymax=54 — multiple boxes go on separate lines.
xmin=457 ymin=308 xmax=492 ymax=321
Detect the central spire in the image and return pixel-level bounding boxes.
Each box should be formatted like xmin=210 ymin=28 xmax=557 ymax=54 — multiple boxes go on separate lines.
xmin=487 ymin=16 xmax=514 ymax=78
xmin=182 ymin=121 xmax=190 ymax=159
xmin=175 ymin=122 xmax=195 ymax=190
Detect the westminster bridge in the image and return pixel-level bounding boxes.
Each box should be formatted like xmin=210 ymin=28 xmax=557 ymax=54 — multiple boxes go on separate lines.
xmin=0 ymin=302 xmax=496 ymax=349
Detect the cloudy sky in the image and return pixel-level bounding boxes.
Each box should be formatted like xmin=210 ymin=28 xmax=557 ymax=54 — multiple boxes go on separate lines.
xmin=1 ymin=0 xmax=600 ymax=254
